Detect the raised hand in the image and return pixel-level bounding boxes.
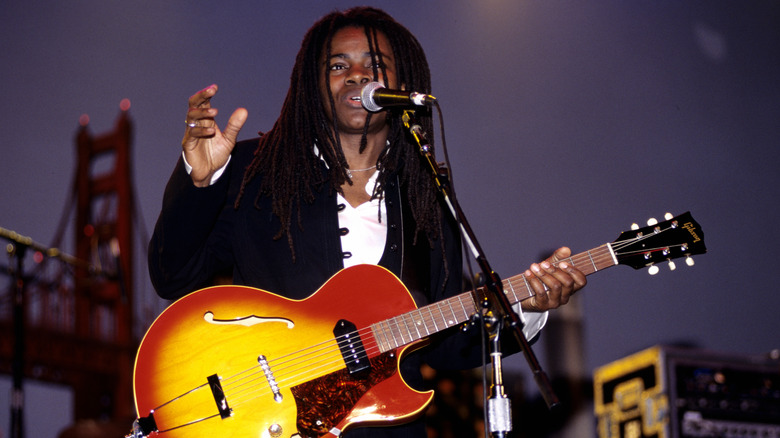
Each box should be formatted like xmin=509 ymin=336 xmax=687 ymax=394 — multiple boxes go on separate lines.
xmin=182 ymin=84 xmax=248 ymax=186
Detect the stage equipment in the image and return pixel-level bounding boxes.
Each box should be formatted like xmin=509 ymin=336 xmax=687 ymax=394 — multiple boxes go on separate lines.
xmin=594 ymin=345 xmax=780 ymax=438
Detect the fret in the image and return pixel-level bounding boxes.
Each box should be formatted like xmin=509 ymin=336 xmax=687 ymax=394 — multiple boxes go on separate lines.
xmin=396 ymin=314 xmax=408 ymax=344
xmin=371 ymin=321 xmax=390 ymax=352
xmin=432 ymin=302 xmax=444 ymax=329
xmin=441 ymin=301 xmax=452 ymax=327
xmin=401 ymin=313 xmax=416 ymax=342
xmin=438 ymin=301 xmax=448 ymax=327
xmin=381 ymin=320 xmax=398 ymax=349
xmin=428 ymin=305 xmax=439 ymax=332
xmin=444 ymin=299 xmax=458 ymax=327
xmin=465 ymin=295 xmax=477 ymax=318
xmin=587 ymin=249 xmax=597 ymax=272
xmin=521 ymin=274 xmax=535 ymax=298
xmin=457 ymin=294 xmax=472 ymax=322
xmin=436 ymin=301 xmax=450 ymax=328
xmin=389 ymin=317 xmax=404 ymax=347
xmin=505 ymin=279 xmax=517 ymax=303
xmin=417 ymin=308 xmax=431 ymax=336
xmin=408 ymin=309 xmax=422 ymax=340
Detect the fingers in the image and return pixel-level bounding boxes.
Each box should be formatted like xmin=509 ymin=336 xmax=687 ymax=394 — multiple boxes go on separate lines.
xmin=548 ymin=246 xmax=571 ymax=264
xmin=522 ymin=247 xmax=587 ymax=312
xmin=185 ymin=85 xmax=220 ymax=138
xmin=188 ymin=84 xmax=218 ymax=109
xmin=185 ymin=107 xmax=218 ymax=138
xmin=530 ymin=261 xmax=571 ymax=306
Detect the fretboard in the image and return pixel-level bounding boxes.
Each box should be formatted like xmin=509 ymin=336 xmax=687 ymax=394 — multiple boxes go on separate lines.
xmin=370 ymin=243 xmax=617 ymax=352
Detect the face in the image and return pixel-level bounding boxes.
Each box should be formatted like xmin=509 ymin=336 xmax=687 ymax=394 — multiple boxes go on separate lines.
xmin=319 ymin=26 xmax=397 ymax=136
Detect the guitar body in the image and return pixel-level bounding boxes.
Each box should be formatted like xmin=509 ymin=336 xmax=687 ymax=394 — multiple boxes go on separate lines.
xmin=133 ymin=264 xmax=433 ymax=437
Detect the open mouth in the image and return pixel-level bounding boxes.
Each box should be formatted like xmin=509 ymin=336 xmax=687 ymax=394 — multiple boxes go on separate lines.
xmin=344 ymin=94 xmax=365 ymax=110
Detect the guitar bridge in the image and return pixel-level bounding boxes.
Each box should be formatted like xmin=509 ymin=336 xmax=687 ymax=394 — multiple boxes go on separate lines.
xmin=258 ymin=355 xmax=283 ymax=402
xmin=333 ymin=319 xmax=369 ymax=374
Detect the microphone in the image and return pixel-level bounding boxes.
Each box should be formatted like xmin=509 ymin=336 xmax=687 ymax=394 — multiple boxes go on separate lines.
xmin=360 ymin=82 xmax=436 ymax=112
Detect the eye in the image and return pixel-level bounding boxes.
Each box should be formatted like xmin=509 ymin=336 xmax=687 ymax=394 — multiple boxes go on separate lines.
xmin=369 ymin=58 xmax=387 ymax=69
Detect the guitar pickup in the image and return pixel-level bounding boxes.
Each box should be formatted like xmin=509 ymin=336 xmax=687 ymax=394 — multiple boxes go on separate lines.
xmin=333 ymin=319 xmax=370 ymax=374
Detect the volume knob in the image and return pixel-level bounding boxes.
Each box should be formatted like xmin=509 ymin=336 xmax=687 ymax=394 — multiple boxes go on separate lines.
xmin=268 ymin=423 xmax=283 ymax=438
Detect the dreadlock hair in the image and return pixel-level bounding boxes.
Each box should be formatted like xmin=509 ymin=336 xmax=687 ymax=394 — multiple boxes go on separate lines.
xmin=236 ymin=7 xmax=444 ymax=265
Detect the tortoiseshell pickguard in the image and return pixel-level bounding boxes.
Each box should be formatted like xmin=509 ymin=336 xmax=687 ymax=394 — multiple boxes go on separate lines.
xmin=290 ymin=351 xmax=398 ymax=437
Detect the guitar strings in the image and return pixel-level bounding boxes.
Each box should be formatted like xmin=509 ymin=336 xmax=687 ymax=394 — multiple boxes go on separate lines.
xmin=144 ymin=240 xmax=683 ymax=431
xmin=173 ymin=223 xmax=686 ymax=414
xmin=219 ymin=248 xmax=620 ymax=409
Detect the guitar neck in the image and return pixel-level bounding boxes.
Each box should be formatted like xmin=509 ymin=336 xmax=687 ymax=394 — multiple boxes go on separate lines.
xmin=497 ymin=243 xmax=616 ymax=306
xmin=370 ymin=243 xmax=617 ymax=353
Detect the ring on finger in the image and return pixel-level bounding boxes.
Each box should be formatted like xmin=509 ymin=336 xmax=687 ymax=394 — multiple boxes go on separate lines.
xmin=185 ymin=120 xmax=199 ymax=128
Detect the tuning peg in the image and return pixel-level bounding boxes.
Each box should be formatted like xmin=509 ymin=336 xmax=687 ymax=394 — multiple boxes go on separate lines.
xmin=647 ymin=218 xmax=658 ymax=226
xmin=648 ymin=265 xmax=659 ymax=275
xmin=631 ymin=223 xmax=639 ymax=230
xmin=664 ymin=212 xmax=673 ymax=220
xmin=685 ymin=256 xmax=695 ymax=267
xmin=668 ymin=260 xmax=677 ymax=271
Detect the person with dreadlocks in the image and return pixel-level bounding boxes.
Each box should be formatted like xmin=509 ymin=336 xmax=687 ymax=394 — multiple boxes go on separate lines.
xmin=148 ymin=6 xmax=586 ymax=438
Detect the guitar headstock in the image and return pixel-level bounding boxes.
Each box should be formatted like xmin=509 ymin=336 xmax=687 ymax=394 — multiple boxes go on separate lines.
xmin=612 ymin=211 xmax=706 ymax=274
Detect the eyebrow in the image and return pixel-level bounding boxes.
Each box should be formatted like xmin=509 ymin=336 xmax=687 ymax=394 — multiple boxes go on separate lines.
xmin=327 ymin=50 xmax=393 ymax=63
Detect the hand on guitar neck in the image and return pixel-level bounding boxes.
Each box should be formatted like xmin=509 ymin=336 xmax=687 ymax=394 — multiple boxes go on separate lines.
xmin=518 ymin=246 xmax=587 ymax=313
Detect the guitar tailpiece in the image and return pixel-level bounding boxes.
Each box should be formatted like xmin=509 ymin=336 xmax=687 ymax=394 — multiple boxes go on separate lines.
xmin=125 ymin=420 xmax=146 ymax=438
xmin=125 ymin=414 xmax=157 ymax=438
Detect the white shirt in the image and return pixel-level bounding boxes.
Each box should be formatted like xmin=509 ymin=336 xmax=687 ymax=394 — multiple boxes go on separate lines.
xmin=337 ymin=170 xmax=387 ymax=268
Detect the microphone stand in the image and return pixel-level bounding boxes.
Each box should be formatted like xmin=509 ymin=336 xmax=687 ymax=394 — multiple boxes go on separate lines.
xmin=1 ymin=227 xmax=95 ymax=438
xmin=400 ymin=110 xmax=559 ymax=436
xmin=5 ymin=236 xmax=27 ymax=438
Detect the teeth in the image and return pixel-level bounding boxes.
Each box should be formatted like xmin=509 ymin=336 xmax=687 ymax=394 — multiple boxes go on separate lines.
xmin=350 ymin=96 xmax=361 ymax=101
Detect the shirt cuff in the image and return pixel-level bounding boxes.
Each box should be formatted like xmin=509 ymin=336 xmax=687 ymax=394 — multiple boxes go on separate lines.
xmin=513 ymin=303 xmax=548 ymax=341
xmin=182 ymin=152 xmax=231 ymax=186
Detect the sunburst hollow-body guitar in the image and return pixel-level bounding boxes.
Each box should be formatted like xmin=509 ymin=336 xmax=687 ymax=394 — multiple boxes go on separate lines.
xmin=128 ymin=212 xmax=706 ymax=438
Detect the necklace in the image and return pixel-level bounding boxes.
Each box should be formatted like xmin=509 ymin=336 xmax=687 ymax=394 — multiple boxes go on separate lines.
xmin=346 ymin=165 xmax=377 ymax=179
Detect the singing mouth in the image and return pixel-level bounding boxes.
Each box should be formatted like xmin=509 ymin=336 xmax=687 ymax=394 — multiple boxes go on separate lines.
xmin=344 ymin=94 xmax=365 ymax=109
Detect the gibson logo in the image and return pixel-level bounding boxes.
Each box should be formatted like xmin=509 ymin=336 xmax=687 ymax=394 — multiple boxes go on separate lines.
xmin=682 ymin=222 xmax=701 ymax=243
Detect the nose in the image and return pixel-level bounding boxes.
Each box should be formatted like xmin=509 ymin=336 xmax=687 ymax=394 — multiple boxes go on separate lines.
xmin=345 ymin=65 xmax=372 ymax=85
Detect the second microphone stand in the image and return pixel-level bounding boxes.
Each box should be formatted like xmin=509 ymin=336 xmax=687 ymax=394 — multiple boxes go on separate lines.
xmin=401 ymin=110 xmax=559 ymax=437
